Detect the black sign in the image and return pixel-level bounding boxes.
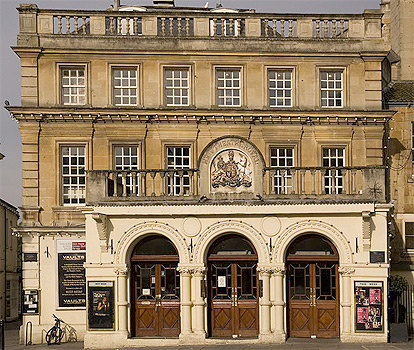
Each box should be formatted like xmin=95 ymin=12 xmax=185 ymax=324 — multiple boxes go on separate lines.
xmin=58 ymin=252 xmax=86 ymax=307
xmin=355 ymin=281 xmax=383 ymax=332
xmin=24 ymin=253 xmax=38 ymax=262
xmin=370 ymin=251 xmax=385 ymax=263
xmin=88 ymin=282 xmax=115 ymax=330
xmin=23 ymin=290 xmax=39 ymax=314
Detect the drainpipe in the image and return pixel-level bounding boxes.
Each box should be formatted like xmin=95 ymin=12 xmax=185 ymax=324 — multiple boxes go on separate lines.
xmin=2 ymin=207 xmax=6 ymax=322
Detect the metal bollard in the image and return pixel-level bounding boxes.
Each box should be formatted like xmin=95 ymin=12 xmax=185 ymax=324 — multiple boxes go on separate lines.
xmin=25 ymin=321 xmax=32 ymax=346
xmin=0 ymin=318 xmax=5 ymax=350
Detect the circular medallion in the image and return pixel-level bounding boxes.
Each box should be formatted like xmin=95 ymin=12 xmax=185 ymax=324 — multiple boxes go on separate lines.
xmin=182 ymin=217 xmax=202 ymax=237
xmin=261 ymin=216 xmax=281 ymax=237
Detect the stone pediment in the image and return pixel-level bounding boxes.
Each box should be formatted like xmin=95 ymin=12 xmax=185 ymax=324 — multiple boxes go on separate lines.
xmin=198 ymin=136 xmax=265 ymax=198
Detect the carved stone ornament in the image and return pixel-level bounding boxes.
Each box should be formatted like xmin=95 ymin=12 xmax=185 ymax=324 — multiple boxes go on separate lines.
xmin=211 ymin=149 xmax=252 ymax=189
xmin=177 ymin=267 xmax=193 ymax=275
xmin=92 ymin=213 xmax=108 ymax=253
xmin=114 ymin=266 xmax=129 ymax=276
xmin=338 ymin=266 xmax=355 ymax=275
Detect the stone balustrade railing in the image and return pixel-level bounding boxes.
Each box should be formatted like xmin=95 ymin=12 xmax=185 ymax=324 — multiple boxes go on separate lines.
xmin=86 ymin=166 xmax=385 ymax=203
xmin=18 ymin=5 xmax=383 ymax=40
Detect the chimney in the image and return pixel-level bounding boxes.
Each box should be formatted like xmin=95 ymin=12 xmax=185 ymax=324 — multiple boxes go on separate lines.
xmin=113 ymin=0 xmax=120 ymax=11
xmin=153 ymin=0 xmax=175 ymax=7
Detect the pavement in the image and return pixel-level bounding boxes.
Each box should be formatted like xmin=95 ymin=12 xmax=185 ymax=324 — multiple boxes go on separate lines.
xmin=3 ymin=321 xmax=414 ymax=350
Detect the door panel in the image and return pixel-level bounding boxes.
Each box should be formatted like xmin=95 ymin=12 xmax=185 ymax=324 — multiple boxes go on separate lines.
xmin=288 ymin=262 xmax=338 ymax=338
xmin=132 ymin=262 xmax=180 ymax=337
xmin=209 ymin=261 xmax=258 ymax=338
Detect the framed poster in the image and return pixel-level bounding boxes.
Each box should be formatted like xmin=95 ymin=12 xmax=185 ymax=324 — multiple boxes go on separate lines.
xmin=88 ymin=281 xmax=115 ymax=330
xmin=57 ymin=240 xmax=86 ymax=308
xmin=23 ymin=290 xmax=39 ymax=314
xmin=354 ymin=281 xmax=383 ymax=332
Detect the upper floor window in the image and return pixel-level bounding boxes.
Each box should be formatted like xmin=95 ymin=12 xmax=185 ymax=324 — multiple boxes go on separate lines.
xmin=322 ymin=148 xmax=344 ymax=194
xmin=405 ymin=222 xmax=414 ymax=249
xmin=114 ymin=145 xmax=139 ymax=194
xmin=320 ymin=70 xmax=343 ymax=108
xmin=61 ymin=67 xmax=86 ymax=105
xmin=268 ymin=70 xmax=292 ymax=107
xmin=166 ymin=146 xmax=190 ymax=195
xmin=165 ymin=68 xmax=189 ymax=106
xmin=270 ymin=147 xmax=294 ymax=194
xmin=216 ymin=69 xmax=241 ymax=107
xmin=113 ymin=68 xmax=138 ymax=106
xmin=62 ymin=146 xmax=85 ymax=205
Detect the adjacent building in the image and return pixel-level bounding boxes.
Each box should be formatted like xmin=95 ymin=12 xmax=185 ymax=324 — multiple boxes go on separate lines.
xmin=8 ymin=1 xmax=396 ymax=347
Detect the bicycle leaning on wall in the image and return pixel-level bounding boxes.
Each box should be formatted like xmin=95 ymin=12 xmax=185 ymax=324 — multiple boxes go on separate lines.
xmin=45 ymin=314 xmax=64 ymax=345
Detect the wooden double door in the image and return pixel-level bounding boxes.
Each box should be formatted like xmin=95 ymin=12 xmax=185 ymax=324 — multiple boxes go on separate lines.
xmin=131 ymin=261 xmax=180 ymax=337
xmin=208 ymin=261 xmax=258 ymax=338
xmin=288 ymin=261 xmax=339 ymax=338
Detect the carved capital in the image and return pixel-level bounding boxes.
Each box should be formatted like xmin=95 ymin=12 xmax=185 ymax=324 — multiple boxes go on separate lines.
xmin=338 ymin=266 xmax=355 ymax=276
xmin=272 ymin=267 xmax=286 ymax=276
xmin=177 ymin=266 xmax=193 ymax=275
xmin=257 ymin=266 xmax=273 ymax=275
xmin=114 ymin=267 xmax=129 ymax=276
xmin=192 ymin=266 xmax=207 ymax=276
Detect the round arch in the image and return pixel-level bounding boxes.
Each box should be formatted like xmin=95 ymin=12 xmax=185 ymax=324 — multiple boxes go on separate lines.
xmin=273 ymin=220 xmax=353 ymax=264
xmin=115 ymin=221 xmax=191 ymax=265
xmin=193 ymin=220 xmax=270 ymax=264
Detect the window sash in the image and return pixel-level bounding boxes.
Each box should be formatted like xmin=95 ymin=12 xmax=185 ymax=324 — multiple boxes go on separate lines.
xmin=166 ymin=146 xmax=191 ymax=195
xmin=216 ymin=69 xmax=241 ymax=107
xmin=268 ymin=70 xmax=293 ymax=107
xmin=62 ymin=146 xmax=86 ymax=205
xmin=113 ymin=68 xmax=138 ymax=106
xmin=320 ymin=70 xmax=343 ymax=108
xmin=270 ymin=147 xmax=294 ymax=194
xmin=322 ymin=148 xmax=345 ymax=194
xmin=61 ymin=67 xmax=86 ymax=105
xmin=114 ymin=146 xmax=140 ymax=195
xmin=165 ymin=68 xmax=190 ymax=106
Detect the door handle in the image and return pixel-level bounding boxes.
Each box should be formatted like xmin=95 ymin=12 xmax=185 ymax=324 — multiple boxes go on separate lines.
xmin=155 ymin=294 xmax=161 ymax=312
xmin=309 ymin=288 xmax=316 ymax=306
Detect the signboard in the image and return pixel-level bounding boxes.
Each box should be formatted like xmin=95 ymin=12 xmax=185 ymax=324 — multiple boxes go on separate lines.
xmin=88 ymin=281 xmax=115 ymax=330
xmin=370 ymin=251 xmax=385 ymax=263
xmin=354 ymin=281 xmax=383 ymax=332
xmin=57 ymin=240 xmax=86 ymax=308
xmin=24 ymin=253 xmax=38 ymax=262
xmin=23 ymin=290 xmax=39 ymax=314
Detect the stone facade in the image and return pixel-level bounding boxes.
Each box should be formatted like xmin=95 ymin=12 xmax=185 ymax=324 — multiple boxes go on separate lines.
xmin=8 ymin=2 xmax=397 ymax=347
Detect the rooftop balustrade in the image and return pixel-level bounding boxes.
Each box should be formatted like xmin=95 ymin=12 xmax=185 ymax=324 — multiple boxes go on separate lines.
xmin=86 ymin=166 xmax=385 ymax=204
xmin=18 ymin=4 xmax=383 ymax=42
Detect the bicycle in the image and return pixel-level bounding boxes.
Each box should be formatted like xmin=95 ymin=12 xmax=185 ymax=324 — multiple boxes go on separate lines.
xmin=45 ymin=314 xmax=64 ymax=345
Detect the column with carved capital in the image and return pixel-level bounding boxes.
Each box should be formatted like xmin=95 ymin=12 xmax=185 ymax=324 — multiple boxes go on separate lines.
xmin=273 ymin=266 xmax=286 ymax=340
xmin=257 ymin=266 xmax=272 ymax=340
xmin=177 ymin=265 xmax=193 ymax=337
xmin=192 ymin=266 xmax=207 ymax=338
xmin=338 ymin=266 xmax=355 ymax=336
xmin=114 ymin=266 xmax=129 ymax=335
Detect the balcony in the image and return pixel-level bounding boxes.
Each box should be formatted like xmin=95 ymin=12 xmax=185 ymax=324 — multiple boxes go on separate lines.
xmin=86 ymin=166 xmax=386 ymax=204
xmin=17 ymin=5 xmax=385 ymax=52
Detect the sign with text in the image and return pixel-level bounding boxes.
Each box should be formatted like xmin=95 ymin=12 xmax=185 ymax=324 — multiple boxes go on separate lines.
xmin=88 ymin=281 xmax=115 ymax=330
xmin=354 ymin=281 xmax=383 ymax=332
xmin=57 ymin=240 xmax=86 ymax=308
xmin=23 ymin=290 xmax=39 ymax=314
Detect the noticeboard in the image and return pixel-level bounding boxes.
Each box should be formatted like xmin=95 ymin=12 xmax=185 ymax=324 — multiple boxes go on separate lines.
xmin=87 ymin=281 xmax=115 ymax=330
xmin=57 ymin=240 xmax=86 ymax=308
xmin=23 ymin=290 xmax=39 ymax=314
xmin=354 ymin=281 xmax=383 ymax=332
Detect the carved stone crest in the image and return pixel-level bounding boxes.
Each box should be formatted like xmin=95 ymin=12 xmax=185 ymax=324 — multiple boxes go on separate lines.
xmin=211 ymin=149 xmax=252 ymax=189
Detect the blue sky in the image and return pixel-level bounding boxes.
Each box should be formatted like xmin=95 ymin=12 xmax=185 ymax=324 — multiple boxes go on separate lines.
xmin=0 ymin=0 xmax=382 ymax=208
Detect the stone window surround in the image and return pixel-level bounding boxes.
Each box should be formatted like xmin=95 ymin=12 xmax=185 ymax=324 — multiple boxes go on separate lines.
xmin=213 ymin=65 xmax=244 ymax=108
xmin=267 ymin=67 xmax=295 ymax=108
xmin=317 ymin=65 xmax=348 ymax=109
xmin=57 ymin=63 xmax=89 ymax=106
xmin=108 ymin=63 xmax=142 ymax=107
xmin=163 ymin=66 xmax=192 ymax=107
xmin=112 ymin=66 xmax=139 ymax=106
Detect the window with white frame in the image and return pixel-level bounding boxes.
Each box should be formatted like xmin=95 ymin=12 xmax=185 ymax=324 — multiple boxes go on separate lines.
xmin=322 ymin=148 xmax=344 ymax=194
xmin=166 ymin=146 xmax=190 ymax=195
xmin=61 ymin=67 xmax=86 ymax=105
xmin=114 ymin=146 xmax=139 ymax=194
xmin=405 ymin=222 xmax=414 ymax=249
xmin=216 ymin=69 xmax=241 ymax=107
xmin=165 ymin=68 xmax=190 ymax=106
xmin=113 ymin=68 xmax=138 ymax=106
xmin=270 ymin=147 xmax=294 ymax=194
xmin=62 ymin=146 xmax=86 ymax=205
xmin=268 ymin=70 xmax=292 ymax=107
xmin=320 ymin=70 xmax=343 ymax=108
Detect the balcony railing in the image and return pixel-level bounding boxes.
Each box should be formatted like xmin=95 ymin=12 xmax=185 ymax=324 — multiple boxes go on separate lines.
xmin=20 ymin=5 xmax=382 ymax=41
xmin=86 ymin=166 xmax=385 ymax=203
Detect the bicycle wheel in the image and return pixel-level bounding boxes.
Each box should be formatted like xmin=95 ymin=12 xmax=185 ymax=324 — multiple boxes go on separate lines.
xmin=55 ymin=327 xmax=63 ymax=344
xmin=45 ymin=327 xmax=56 ymax=345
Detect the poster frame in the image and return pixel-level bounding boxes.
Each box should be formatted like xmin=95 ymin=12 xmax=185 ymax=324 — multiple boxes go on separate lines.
xmin=22 ymin=290 xmax=39 ymax=315
xmin=354 ymin=281 xmax=384 ymax=333
xmin=87 ymin=281 xmax=115 ymax=331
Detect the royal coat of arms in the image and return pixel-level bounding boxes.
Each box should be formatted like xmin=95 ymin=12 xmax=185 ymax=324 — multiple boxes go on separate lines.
xmin=211 ymin=150 xmax=252 ymax=188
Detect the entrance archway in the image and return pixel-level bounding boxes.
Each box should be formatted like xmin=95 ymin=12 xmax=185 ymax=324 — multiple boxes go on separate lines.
xmin=130 ymin=235 xmax=180 ymax=337
xmin=286 ymin=234 xmax=339 ymax=338
xmin=207 ymin=234 xmax=259 ymax=338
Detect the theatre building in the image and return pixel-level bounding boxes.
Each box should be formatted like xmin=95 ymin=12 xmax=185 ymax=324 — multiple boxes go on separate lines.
xmin=9 ymin=1 xmax=395 ymax=347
